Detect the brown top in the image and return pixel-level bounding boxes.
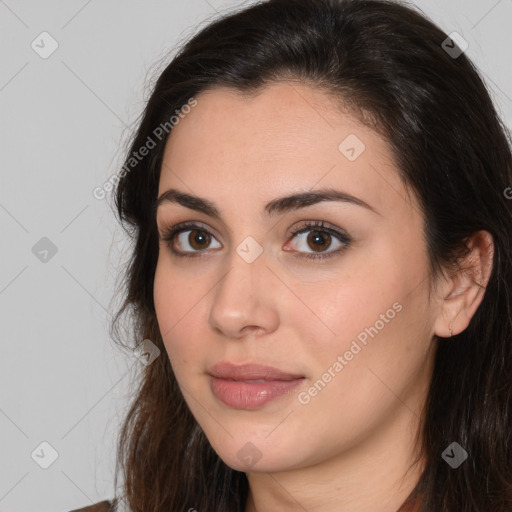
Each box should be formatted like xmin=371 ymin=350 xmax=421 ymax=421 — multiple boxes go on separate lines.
xmin=69 ymin=496 xmax=421 ymax=512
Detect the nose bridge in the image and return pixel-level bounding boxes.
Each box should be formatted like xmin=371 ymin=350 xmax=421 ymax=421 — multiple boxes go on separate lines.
xmin=222 ymin=233 xmax=267 ymax=296
xmin=208 ymin=239 xmax=278 ymax=337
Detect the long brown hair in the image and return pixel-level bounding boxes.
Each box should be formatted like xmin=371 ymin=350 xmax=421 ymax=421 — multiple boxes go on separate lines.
xmin=109 ymin=0 xmax=512 ymax=510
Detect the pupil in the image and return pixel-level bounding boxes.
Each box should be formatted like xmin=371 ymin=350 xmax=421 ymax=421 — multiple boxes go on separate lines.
xmin=308 ymin=230 xmax=330 ymax=251
xmin=190 ymin=230 xmax=209 ymax=249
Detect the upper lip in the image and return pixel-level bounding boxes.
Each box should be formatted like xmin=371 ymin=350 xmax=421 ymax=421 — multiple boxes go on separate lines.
xmin=209 ymin=362 xmax=304 ymax=381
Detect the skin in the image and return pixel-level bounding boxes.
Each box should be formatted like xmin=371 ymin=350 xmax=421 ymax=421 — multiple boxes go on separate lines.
xmin=153 ymin=82 xmax=494 ymax=512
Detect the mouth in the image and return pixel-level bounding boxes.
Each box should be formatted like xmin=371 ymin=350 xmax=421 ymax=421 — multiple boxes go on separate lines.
xmin=208 ymin=361 xmax=305 ymax=409
xmin=208 ymin=361 xmax=304 ymax=381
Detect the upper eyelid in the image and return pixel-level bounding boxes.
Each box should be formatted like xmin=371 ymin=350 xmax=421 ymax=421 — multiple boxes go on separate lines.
xmin=158 ymin=219 xmax=346 ymax=238
xmin=162 ymin=220 xmax=221 ymax=239
xmin=155 ymin=196 xmax=374 ymax=237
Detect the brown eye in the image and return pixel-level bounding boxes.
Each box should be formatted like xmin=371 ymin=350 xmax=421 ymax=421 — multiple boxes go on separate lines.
xmin=161 ymin=220 xmax=350 ymax=260
xmin=188 ymin=230 xmax=211 ymax=250
xmin=170 ymin=227 xmax=221 ymax=254
xmin=287 ymin=222 xmax=348 ymax=259
xmin=306 ymin=231 xmax=332 ymax=252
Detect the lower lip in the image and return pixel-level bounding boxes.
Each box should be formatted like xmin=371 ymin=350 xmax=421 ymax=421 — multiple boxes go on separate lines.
xmin=210 ymin=376 xmax=304 ymax=409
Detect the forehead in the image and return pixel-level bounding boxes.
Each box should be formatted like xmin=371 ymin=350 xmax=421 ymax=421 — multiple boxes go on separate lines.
xmin=158 ymin=82 xmax=415 ymax=220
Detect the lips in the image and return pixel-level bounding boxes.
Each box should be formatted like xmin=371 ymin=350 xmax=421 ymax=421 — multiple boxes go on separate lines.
xmin=208 ymin=362 xmax=305 ymax=409
xmin=208 ymin=361 xmax=304 ymax=381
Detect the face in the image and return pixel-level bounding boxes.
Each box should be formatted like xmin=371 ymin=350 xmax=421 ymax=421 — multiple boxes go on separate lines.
xmin=153 ymin=82 xmax=439 ymax=473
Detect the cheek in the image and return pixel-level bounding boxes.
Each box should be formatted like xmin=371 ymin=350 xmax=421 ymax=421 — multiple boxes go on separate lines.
xmin=153 ymin=255 xmax=209 ymax=332
xmin=311 ymin=234 xmax=427 ymax=357
xmin=290 ymin=290 xmax=430 ymax=459
xmin=285 ymin=258 xmax=400 ymax=358
xmin=291 ymin=250 xmax=430 ymax=394
xmin=153 ymin=261 xmax=203 ymax=368
xmin=153 ymin=263 xmax=176 ymax=341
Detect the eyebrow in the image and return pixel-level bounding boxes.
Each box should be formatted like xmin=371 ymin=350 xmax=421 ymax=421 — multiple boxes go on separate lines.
xmin=155 ymin=187 xmax=380 ymax=219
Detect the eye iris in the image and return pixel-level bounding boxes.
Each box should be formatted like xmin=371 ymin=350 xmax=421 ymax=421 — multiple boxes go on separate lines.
xmin=189 ymin=230 xmax=210 ymax=250
xmin=307 ymin=230 xmax=331 ymax=252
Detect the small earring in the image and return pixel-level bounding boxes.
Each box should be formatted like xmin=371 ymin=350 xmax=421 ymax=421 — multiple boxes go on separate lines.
xmin=449 ymin=323 xmax=453 ymax=337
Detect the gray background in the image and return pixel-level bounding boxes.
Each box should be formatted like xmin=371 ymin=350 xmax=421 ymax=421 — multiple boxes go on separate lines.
xmin=1 ymin=0 xmax=511 ymax=510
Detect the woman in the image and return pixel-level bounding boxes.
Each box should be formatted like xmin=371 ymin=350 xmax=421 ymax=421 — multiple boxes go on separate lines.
xmin=73 ymin=0 xmax=512 ymax=510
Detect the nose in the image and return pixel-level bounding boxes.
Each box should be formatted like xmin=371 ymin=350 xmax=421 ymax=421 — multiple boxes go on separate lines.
xmin=208 ymin=245 xmax=279 ymax=340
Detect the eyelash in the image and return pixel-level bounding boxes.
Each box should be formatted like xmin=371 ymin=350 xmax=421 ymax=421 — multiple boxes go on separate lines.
xmin=159 ymin=220 xmax=352 ymax=261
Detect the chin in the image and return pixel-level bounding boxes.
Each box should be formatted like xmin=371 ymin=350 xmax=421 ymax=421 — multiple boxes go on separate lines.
xmin=207 ymin=435 xmax=309 ymax=473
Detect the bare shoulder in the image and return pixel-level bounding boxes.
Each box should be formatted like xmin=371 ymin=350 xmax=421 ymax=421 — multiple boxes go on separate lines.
xmin=69 ymin=500 xmax=113 ymax=512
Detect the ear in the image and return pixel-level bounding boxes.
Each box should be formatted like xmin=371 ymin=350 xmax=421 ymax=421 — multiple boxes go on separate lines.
xmin=433 ymin=230 xmax=494 ymax=338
